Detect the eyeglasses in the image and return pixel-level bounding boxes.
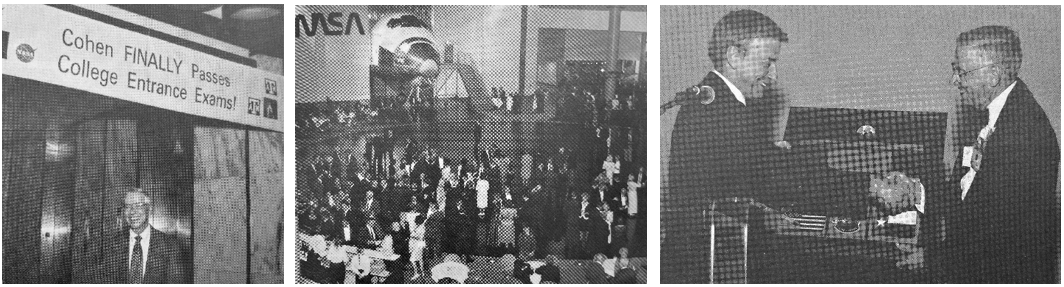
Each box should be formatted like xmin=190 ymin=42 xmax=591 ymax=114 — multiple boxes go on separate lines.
xmin=123 ymin=203 xmax=150 ymax=210
xmin=951 ymin=62 xmax=994 ymax=79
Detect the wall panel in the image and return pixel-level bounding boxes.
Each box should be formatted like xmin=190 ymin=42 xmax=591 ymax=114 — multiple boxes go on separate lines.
xmin=193 ymin=126 xmax=248 ymax=283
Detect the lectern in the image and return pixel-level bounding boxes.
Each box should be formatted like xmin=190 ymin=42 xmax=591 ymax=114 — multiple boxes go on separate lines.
xmin=702 ymin=107 xmax=947 ymax=283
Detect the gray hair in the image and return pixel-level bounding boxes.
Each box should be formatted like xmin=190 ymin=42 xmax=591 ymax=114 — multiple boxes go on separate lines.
xmin=125 ymin=188 xmax=153 ymax=206
xmin=957 ymin=25 xmax=1022 ymax=80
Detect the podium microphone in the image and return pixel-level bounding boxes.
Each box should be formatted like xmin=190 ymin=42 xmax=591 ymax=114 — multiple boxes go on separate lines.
xmin=660 ymin=85 xmax=715 ymax=114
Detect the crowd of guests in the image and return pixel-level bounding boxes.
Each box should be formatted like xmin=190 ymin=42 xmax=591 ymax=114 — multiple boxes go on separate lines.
xmin=295 ymin=98 xmax=420 ymax=136
xmin=295 ymin=80 xmax=647 ymax=138
xmin=297 ymin=140 xmax=646 ymax=283
xmin=552 ymin=82 xmax=645 ymax=125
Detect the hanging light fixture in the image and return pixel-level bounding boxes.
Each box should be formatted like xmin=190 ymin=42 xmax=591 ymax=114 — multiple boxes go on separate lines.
xmin=224 ymin=5 xmax=282 ymax=21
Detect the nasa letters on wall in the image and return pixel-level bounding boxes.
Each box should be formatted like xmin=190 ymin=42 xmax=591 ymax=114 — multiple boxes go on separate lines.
xmin=295 ymin=5 xmax=373 ymax=103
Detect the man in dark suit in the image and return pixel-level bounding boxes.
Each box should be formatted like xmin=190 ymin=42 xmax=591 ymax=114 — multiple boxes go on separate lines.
xmin=568 ymin=192 xmax=596 ymax=258
xmin=425 ymin=202 xmax=446 ymax=261
xmin=537 ymin=255 xmax=563 ymax=283
xmin=662 ymin=9 xmax=789 ymax=283
xmin=104 ymin=189 xmax=186 ymax=284
xmin=586 ymin=203 xmax=612 ymax=258
xmin=512 ymin=256 xmax=534 ymax=284
xmin=447 ymin=189 xmax=476 ymax=262
xmin=425 ymin=149 xmax=443 ymax=191
xmin=358 ymin=188 xmax=381 ymax=221
xmin=941 ymin=25 xmax=1059 ymax=284
xmin=354 ymin=215 xmax=385 ymax=249
xmin=583 ymin=253 xmax=610 ymax=284
xmin=347 ymin=160 xmax=374 ymax=217
xmin=411 ymin=150 xmax=430 ymax=186
xmin=346 ymin=153 xmax=367 ymax=185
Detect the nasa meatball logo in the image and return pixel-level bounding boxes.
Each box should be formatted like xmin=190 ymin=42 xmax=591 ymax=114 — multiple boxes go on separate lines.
xmin=15 ymin=44 xmax=35 ymax=63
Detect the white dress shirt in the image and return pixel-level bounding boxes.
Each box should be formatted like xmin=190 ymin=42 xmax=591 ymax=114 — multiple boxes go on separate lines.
xmin=475 ymin=179 xmax=490 ymax=209
xmin=604 ymin=210 xmax=614 ymax=244
xmin=348 ymin=251 xmax=373 ymax=276
xmin=960 ymin=81 xmax=1017 ymax=200
xmin=601 ymin=161 xmax=615 ymax=182
xmin=579 ymin=201 xmax=589 ymax=219
xmin=711 ymin=70 xmax=747 ymax=106
xmin=363 ymin=198 xmax=374 ymax=212
xmin=366 ymin=224 xmax=378 ymax=241
xmin=128 ymin=227 xmax=151 ymax=277
xmin=985 ymin=81 xmax=1016 ymax=132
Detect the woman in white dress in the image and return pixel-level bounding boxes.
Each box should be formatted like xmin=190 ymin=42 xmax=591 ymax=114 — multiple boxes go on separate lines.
xmin=409 ymin=215 xmax=427 ymax=280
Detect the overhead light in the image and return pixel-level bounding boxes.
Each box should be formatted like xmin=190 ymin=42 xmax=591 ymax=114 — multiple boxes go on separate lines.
xmin=45 ymin=140 xmax=72 ymax=162
xmin=203 ymin=6 xmax=224 ymax=20
xmin=225 ymin=5 xmax=282 ymax=21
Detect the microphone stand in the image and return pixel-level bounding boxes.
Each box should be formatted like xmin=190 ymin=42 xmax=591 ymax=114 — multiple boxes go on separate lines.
xmin=660 ymin=86 xmax=707 ymax=114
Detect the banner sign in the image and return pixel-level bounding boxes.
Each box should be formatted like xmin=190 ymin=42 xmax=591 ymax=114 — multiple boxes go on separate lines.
xmin=2 ymin=5 xmax=283 ymax=132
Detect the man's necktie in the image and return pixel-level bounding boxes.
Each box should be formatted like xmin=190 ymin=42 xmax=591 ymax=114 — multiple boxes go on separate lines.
xmin=958 ymin=107 xmax=989 ymax=147
xmin=130 ymin=236 xmax=143 ymax=284
xmin=970 ymin=109 xmax=990 ymax=143
xmin=960 ymin=109 xmax=991 ymax=200
xmin=970 ymin=109 xmax=990 ymax=172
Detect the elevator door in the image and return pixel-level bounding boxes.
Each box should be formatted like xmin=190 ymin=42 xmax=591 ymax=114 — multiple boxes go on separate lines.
xmin=69 ymin=119 xmax=138 ymax=283
xmin=39 ymin=124 xmax=76 ymax=283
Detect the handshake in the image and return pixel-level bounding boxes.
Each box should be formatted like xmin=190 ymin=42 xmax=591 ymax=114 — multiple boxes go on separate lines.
xmin=868 ymin=172 xmax=925 ymax=216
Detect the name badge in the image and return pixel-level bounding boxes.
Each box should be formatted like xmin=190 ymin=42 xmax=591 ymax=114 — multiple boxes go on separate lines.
xmin=297 ymin=249 xmax=307 ymax=261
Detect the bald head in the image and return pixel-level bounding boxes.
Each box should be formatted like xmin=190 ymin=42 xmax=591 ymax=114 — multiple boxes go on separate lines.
xmin=593 ymin=253 xmax=607 ymax=263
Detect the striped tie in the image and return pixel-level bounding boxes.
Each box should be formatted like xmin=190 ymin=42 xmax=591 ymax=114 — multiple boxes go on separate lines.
xmin=130 ymin=235 xmax=143 ymax=283
xmin=960 ymin=109 xmax=991 ymax=200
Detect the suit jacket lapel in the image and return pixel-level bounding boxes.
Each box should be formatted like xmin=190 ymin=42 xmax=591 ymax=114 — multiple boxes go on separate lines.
xmin=143 ymin=228 xmax=162 ymax=283
xmin=699 ymin=71 xmax=736 ymax=105
xmin=964 ymin=80 xmax=1033 ymax=200
xmin=980 ymin=80 xmax=1030 ymax=164
xmin=116 ymin=231 xmax=130 ymax=283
